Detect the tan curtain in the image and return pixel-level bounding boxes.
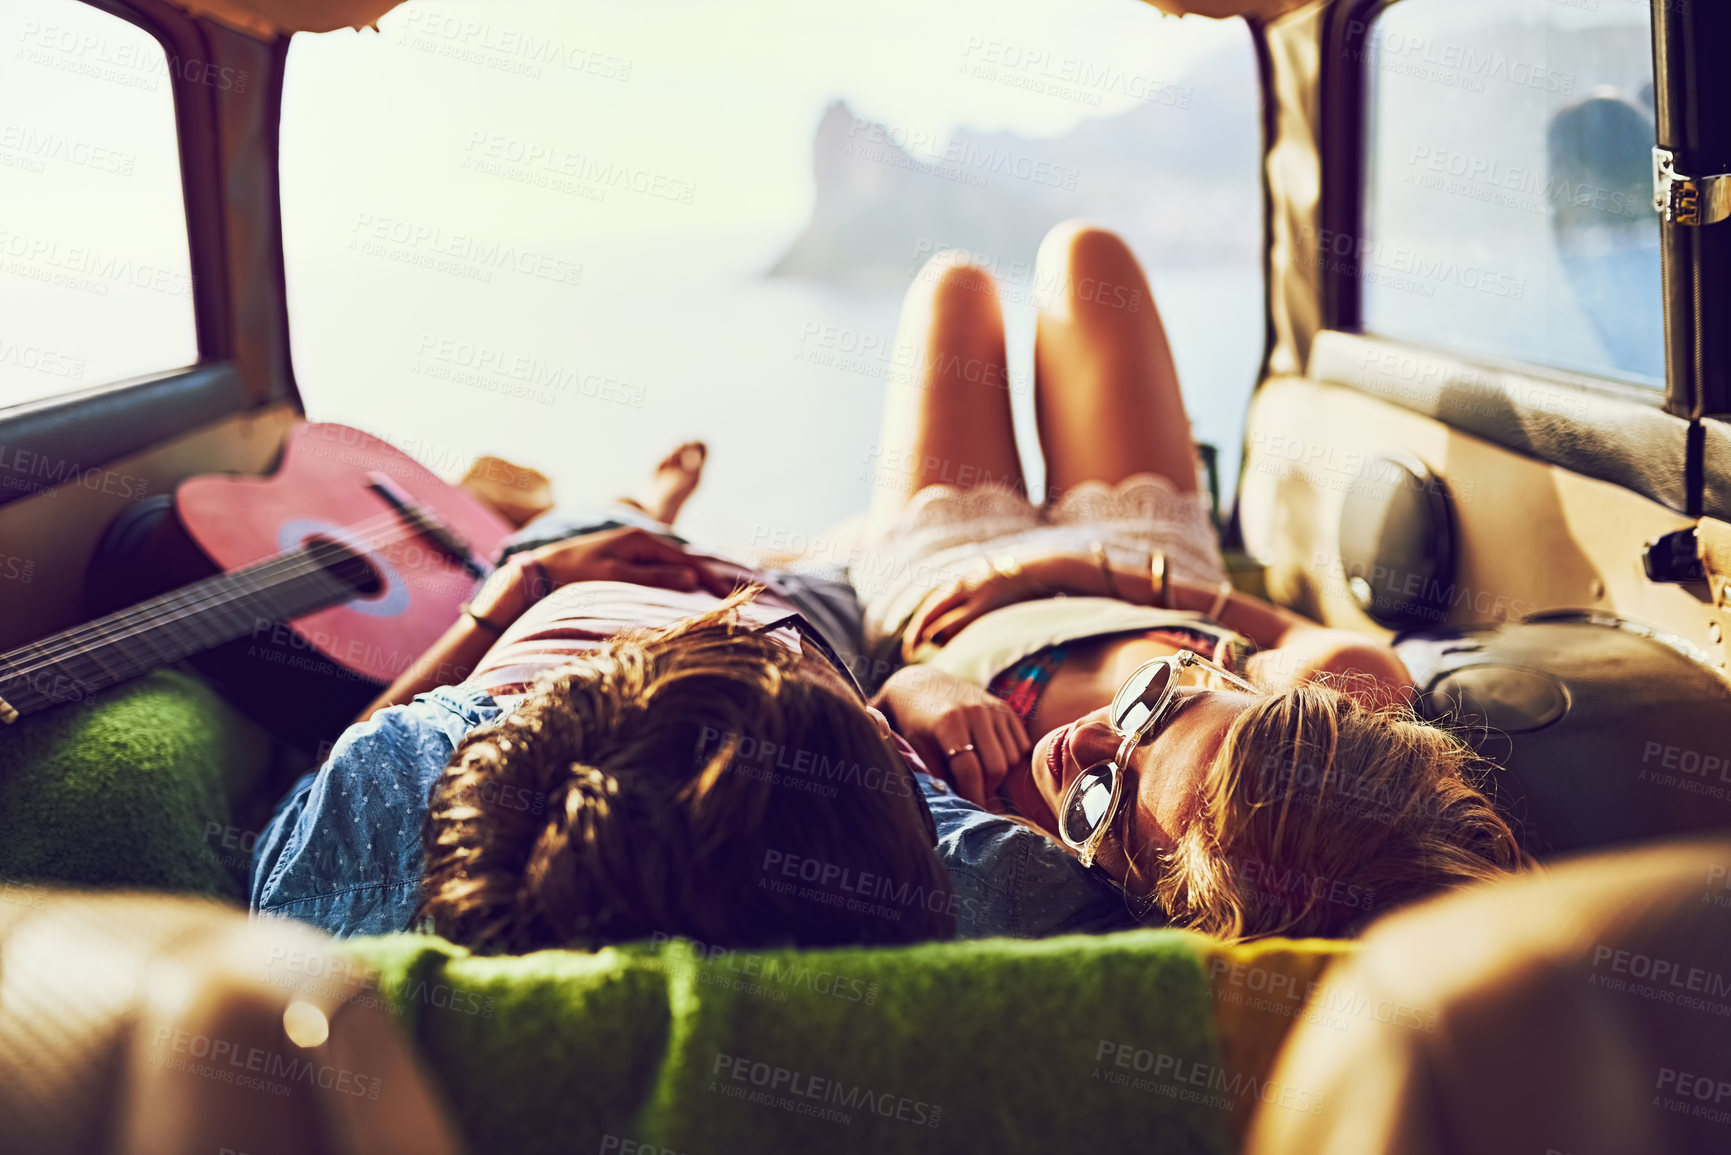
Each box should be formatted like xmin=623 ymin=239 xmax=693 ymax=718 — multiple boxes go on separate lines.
xmin=1139 ymin=0 xmax=1315 ymax=19
xmin=174 ymin=0 xmax=1323 ymax=40
xmin=160 ymin=0 xmax=401 ymax=38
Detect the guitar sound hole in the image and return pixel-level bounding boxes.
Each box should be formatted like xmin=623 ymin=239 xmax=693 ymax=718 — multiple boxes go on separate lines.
xmin=303 ymin=536 xmax=384 ymax=598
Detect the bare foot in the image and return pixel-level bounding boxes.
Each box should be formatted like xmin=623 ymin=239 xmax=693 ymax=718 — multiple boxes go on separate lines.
xmin=619 ymin=441 xmax=706 ymax=526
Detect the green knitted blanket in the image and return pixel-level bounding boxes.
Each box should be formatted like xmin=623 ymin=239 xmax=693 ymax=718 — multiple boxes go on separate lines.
xmin=340 ymin=929 xmax=1235 ymax=1155
xmin=0 ymin=671 xmax=272 ymax=897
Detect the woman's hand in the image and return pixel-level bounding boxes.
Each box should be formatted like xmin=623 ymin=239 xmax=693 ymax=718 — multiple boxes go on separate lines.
xmin=900 ymin=569 xmax=1019 ymax=660
xmin=874 ymin=666 xmax=1030 ymax=805
xmin=902 ymin=553 xmax=1092 ymax=659
xmin=470 ymin=526 xmax=732 ymax=627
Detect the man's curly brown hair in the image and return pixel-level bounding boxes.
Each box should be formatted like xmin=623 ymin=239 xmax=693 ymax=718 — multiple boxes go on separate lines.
xmin=419 ymin=590 xmax=953 ymax=953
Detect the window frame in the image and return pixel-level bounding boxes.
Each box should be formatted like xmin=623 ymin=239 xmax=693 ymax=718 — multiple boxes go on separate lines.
xmin=1307 ymin=0 xmax=1712 ymax=517
xmin=0 ymin=0 xmax=296 ymax=509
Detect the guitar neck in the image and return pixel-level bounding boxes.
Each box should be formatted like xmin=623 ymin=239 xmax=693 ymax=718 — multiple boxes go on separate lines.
xmin=0 ymin=542 xmax=372 ymax=722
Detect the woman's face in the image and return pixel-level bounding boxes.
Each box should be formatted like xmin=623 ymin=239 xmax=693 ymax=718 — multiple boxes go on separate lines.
xmin=1020 ymin=689 xmax=1259 ymax=879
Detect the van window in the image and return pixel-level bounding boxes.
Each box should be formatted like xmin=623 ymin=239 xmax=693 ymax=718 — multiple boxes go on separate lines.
xmin=0 ymin=0 xmax=198 ymax=409
xmin=280 ymin=1 xmax=1263 ymax=545
xmin=1361 ymin=0 xmax=1661 ymax=386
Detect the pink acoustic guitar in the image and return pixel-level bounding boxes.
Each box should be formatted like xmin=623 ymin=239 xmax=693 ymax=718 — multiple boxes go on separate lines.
xmin=0 ymin=423 xmax=512 ymax=722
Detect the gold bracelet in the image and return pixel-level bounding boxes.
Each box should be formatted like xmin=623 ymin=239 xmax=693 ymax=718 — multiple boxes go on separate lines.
xmin=1151 ymin=551 xmax=1170 ymax=609
xmin=978 ymin=553 xmax=1024 ymax=588
xmin=1091 ymin=540 xmax=1122 ymax=599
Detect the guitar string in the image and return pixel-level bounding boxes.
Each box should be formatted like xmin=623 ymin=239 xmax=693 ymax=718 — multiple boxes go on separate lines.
xmin=0 ymin=504 xmax=490 ymax=694
xmin=0 ymin=507 xmax=469 ymax=701
xmin=0 ymin=504 xmax=458 ymax=683
xmin=0 ymin=508 xmax=443 ymax=701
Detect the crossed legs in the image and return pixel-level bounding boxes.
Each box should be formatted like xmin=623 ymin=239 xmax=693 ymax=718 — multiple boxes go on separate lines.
xmin=867 ymin=221 xmax=1198 ymax=537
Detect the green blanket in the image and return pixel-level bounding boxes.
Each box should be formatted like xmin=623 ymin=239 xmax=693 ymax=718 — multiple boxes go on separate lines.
xmin=342 ymin=930 xmax=1238 ymax=1155
xmin=0 ymin=671 xmax=272 ymax=898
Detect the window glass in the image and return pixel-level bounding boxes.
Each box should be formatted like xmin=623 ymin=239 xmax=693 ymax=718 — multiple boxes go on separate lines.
xmin=282 ymin=0 xmax=1262 ymax=547
xmin=0 ymin=0 xmax=198 ymax=408
xmin=1363 ymin=0 xmax=1661 ymax=386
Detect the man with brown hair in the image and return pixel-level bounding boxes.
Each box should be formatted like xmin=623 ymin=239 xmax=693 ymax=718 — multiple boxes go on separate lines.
xmin=418 ymin=591 xmax=956 ymax=952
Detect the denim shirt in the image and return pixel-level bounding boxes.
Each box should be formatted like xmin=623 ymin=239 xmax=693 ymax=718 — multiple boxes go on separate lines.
xmin=920 ymin=778 xmax=1137 ymax=938
xmin=249 ymin=686 xmax=502 ymax=936
xmin=250 ymin=690 xmax=1135 ymax=941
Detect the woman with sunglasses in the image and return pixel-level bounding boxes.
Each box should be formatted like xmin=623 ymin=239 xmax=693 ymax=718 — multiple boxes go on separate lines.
xmin=861 ymin=222 xmax=1522 ymax=941
xmin=250 ymin=446 xmax=955 ymax=953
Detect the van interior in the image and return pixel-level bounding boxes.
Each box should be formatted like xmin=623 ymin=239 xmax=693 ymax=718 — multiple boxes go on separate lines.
xmin=1 ymin=0 xmax=1729 ymax=1152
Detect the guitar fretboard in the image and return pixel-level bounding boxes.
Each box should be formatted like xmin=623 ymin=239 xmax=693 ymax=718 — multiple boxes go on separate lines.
xmin=0 ymin=542 xmax=374 ymax=721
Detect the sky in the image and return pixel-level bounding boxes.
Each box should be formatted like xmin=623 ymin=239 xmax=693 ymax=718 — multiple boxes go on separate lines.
xmin=281 ymin=0 xmax=1248 ymax=248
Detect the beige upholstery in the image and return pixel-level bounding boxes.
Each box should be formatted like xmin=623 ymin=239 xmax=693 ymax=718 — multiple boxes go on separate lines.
xmin=0 ymin=888 xmax=458 ymax=1155
xmin=167 ymin=0 xmax=1319 ymax=45
xmin=1246 ymin=838 xmax=1731 ymax=1155
xmin=1140 ymin=0 xmax=1314 ymax=19
xmin=159 ymin=0 xmax=400 ymax=38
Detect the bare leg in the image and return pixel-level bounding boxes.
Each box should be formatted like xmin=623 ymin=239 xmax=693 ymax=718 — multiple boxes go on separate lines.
xmin=1032 ymin=221 xmax=1198 ymax=498
xmin=866 ymin=255 xmax=1023 ymax=538
xmin=618 ymin=441 xmax=706 ymax=526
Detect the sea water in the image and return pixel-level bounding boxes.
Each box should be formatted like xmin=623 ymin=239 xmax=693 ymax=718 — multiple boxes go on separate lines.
xmin=290 ymin=232 xmax=1263 ymax=555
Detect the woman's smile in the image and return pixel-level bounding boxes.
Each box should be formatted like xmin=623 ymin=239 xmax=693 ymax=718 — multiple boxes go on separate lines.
xmin=1019 ymin=691 xmax=1261 ymax=863
xmin=1041 ymin=722 xmax=1073 ymax=793
xmin=1022 ymin=714 xmax=1120 ymax=834
xmin=1035 ymin=712 xmax=1121 ymax=820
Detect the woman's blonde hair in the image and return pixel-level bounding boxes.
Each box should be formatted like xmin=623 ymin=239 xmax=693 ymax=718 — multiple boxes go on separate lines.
xmin=1151 ymin=682 xmax=1522 ymax=941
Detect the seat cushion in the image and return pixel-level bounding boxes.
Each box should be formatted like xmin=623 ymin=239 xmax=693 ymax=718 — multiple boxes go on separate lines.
xmin=1197 ymin=936 xmax=1351 ymax=1143
xmin=338 ymin=929 xmax=1356 ymax=1155
xmin=1245 ymin=837 xmax=1731 ymax=1155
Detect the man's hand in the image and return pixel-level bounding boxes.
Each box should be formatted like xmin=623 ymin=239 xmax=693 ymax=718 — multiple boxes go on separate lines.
xmin=528 ymin=526 xmax=734 ymax=595
xmin=875 ymin=666 xmax=1030 ymax=805
xmin=470 ymin=527 xmax=733 ymax=626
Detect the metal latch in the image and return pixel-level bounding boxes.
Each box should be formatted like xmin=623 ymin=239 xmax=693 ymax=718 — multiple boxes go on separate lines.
xmin=1653 ymin=148 xmax=1731 ymax=226
xmin=1644 ymin=526 xmax=1706 ymax=583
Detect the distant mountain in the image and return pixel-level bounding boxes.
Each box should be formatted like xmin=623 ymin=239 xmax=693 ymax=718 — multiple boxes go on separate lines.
xmin=769 ymin=51 xmax=1263 ymax=291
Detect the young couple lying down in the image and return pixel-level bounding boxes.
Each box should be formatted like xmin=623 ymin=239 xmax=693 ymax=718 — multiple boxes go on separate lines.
xmin=250 ymin=223 xmax=1520 ymax=951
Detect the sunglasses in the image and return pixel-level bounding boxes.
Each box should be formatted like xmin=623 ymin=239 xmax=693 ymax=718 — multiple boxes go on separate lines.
xmin=753 ymin=611 xmax=869 ymax=700
xmin=752 ymin=612 xmax=939 ymax=846
xmin=1058 ymin=650 xmax=1257 ymax=868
